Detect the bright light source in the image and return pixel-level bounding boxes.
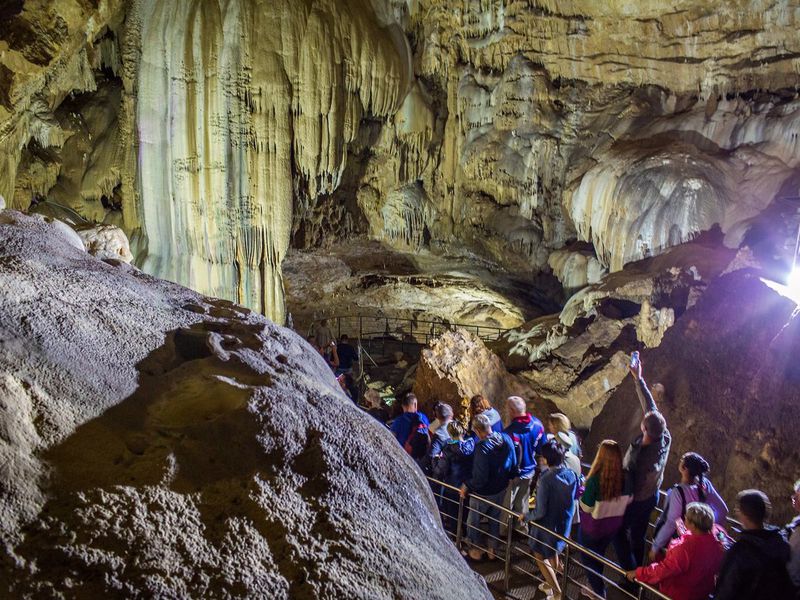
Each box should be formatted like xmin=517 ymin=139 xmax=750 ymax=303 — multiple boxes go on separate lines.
xmin=789 ymin=268 xmax=800 ymax=294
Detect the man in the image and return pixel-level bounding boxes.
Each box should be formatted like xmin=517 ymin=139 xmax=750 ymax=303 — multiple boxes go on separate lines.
xmin=460 ymin=414 xmax=518 ymax=561
xmin=613 ymin=355 xmax=671 ymax=570
xmin=428 ymin=403 xmax=454 ymax=463
xmin=714 ymin=490 xmax=794 ymax=600
xmin=390 ymin=393 xmax=430 ymax=465
xmin=785 ymin=480 xmax=800 ymax=597
xmin=314 ymin=319 xmax=334 ymax=352
xmin=503 ymin=396 xmax=544 ymax=517
xmin=335 ymin=334 xmax=358 ymax=375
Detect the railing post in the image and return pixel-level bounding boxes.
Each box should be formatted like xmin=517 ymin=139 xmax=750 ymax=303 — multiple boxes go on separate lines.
xmin=337 ymin=317 xmax=341 ymax=340
xmin=561 ymin=543 xmax=570 ymax=597
xmin=637 ymin=586 xmax=645 ymax=600
xmin=503 ymin=516 xmax=514 ymax=590
xmin=455 ymin=494 xmax=465 ymax=550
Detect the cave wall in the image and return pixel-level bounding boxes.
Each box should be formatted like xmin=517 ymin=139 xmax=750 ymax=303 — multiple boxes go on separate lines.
xmin=3 ymin=0 xmax=800 ymax=324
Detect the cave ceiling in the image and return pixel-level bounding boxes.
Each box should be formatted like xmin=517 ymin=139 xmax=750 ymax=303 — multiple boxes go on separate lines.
xmin=2 ymin=0 xmax=800 ymax=322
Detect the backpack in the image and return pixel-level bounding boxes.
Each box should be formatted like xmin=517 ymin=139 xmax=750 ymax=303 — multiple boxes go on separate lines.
xmin=404 ymin=413 xmax=430 ymax=460
xmin=653 ymin=484 xmax=687 ymax=541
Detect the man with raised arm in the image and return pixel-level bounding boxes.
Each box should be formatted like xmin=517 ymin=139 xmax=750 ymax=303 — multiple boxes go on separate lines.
xmin=613 ymin=353 xmax=671 ymax=570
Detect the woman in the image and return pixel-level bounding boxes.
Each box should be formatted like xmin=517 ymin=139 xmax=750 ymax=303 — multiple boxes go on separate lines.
xmin=521 ymin=438 xmax=579 ymax=600
xmin=547 ymin=412 xmax=581 ymax=458
xmin=469 ymin=394 xmax=503 ymax=435
xmin=433 ymin=421 xmax=473 ymax=533
xmin=627 ymin=502 xmax=725 ymax=600
xmin=650 ymin=452 xmax=728 ymax=560
xmin=578 ymin=440 xmax=633 ymax=598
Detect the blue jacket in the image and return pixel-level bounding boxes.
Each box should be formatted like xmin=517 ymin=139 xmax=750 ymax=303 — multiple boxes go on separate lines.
xmin=525 ymin=465 xmax=578 ymax=553
xmin=465 ymin=432 xmax=517 ymax=496
xmin=390 ymin=411 xmax=430 ymax=446
xmin=504 ymin=414 xmax=545 ymax=479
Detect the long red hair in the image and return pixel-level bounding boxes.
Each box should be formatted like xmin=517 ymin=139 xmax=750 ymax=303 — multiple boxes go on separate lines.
xmin=587 ymin=440 xmax=624 ymax=500
xmin=469 ymin=394 xmax=491 ymax=421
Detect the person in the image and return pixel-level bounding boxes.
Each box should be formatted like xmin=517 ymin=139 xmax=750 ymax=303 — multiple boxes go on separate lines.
xmin=428 ymin=403 xmax=454 ymax=463
xmin=613 ymin=355 xmax=671 ymax=570
xmin=389 ymin=393 xmax=430 ymax=466
xmin=336 ymin=372 xmax=359 ymax=404
xmin=335 ymin=334 xmax=358 ymax=375
xmin=363 ymin=388 xmax=389 ymax=424
xmin=469 ymin=394 xmax=503 ymax=435
xmin=460 ymin=414 xmax=518 ymax=561
xmin=555 ymin=431 xmax=582 ymax=479
xmin=503 ymin=395 xmax=545 ymax=517
xmin=578 ymin=440 xmax=633 ymax=598
xmin=650 ymin=451 xmax=728 ymax=560
xmin=625 ymin=502 xmax=725 ymax=600
xmin=434 ymin=421 xmax=472 ymax=533
xmin=784 ymin=479 xmax=800 ymax=596
xmin=713 ymin=489 xmax=795 ymax=600
xmin=520 ymin=438 xmax=579 ymax=600
xmin=314 ymin=318 xmax=334 ymax=351
xmin=547 ymin=412 xmax=581 ymax=458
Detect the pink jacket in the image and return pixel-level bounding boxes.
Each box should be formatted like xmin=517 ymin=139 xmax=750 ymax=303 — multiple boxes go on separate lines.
xmin=636 ymin=531 xmax=724 ymax=600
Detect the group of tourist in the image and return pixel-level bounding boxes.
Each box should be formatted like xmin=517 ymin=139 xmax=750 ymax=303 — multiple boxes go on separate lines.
xmin=386 ymin=356 xmax=800 ymax=600
xmin=307 ymin=319 xmax=360 ymax=401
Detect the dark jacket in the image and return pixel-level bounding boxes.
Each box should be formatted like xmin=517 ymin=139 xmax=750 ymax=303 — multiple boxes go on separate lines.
xmin=714 ymin=527 xmax=794 ymax=600
xmin=390 ymin=411 xmax=430 ymax=447
xmin=465 ymin=432 xmax=517 ymax=496
xmin=623 ymin=377 xmax=671 ymax=501
xmin=425 ymin=422 xmax=452 ymax=474
xmin=433 ymin=439 xmax=473 ymax=487
xmin=504 ymin=413 xmax=545 ymax=479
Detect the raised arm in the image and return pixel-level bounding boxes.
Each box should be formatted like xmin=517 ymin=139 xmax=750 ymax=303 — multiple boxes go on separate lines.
xmin=630 ymin=356 xmax=657 ymax=414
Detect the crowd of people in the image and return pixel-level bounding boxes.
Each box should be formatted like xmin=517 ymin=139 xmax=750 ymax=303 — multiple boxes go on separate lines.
xmin=306 ymin=323 xmax=800 ymax=599
xmin=382 ymin=356 xmax=800 ymax=600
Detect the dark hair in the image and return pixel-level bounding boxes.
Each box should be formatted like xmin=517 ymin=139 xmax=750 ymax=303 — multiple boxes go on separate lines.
xmin=737 ymin=489 xmax=770 ymax=524
xmin=682 ymin=452 xmax=710 ymax=501
xmin=341 ymin=334 xmax=349 ymax=341
xmin=540 ymin=438 xmax=565 ymax=467
xmin=402 ymin=393 xmax=418 ymax=408
xmin=643 ymin=410 xmax=666 ymax=438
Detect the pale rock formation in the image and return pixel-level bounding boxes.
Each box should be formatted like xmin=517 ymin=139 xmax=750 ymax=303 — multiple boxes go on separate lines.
xmin=413 ymin=329 xmax=555 ymax=422
xmin=0 ymin=212 xmax=489 ymax=598
xmin=548 ymin=246 xmax=607 ymax=293
xmin=75 ymin=223 xmax=134 ymax=263
xmin=129 ymin=0 xmax=410 ymax=323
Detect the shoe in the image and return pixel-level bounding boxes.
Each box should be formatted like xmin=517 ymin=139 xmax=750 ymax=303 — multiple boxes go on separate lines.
xmin=467 ymin=548 xmax=485 ymax=562
xmin=538 ymin=582 xmax=552 ymax=594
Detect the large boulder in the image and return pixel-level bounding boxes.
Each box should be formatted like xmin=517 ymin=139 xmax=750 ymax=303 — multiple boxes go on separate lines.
xmin=413 ymin=329 xmax=555 ymax=421
xmin=0 ymin=211 xmax=489 ymax=599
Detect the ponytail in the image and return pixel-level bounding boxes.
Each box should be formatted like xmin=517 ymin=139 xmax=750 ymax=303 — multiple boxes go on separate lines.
xmin=681 ymin=452 xmax=710 ymax=501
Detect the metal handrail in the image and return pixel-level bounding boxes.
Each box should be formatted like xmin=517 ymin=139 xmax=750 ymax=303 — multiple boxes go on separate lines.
xmin=308 ymin=314 xmax=510 ymax=345
xmin=427 ymin=476 xmax=672 ymax=600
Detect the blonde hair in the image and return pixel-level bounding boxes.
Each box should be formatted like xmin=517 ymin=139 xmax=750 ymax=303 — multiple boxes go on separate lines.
xmin=548 ymin=412 xmax=571 ymax=434
xmin=685 ymin=502 xmax=715 ymax=533
xmin=447 ymin=421 xmax=465 ymax=440
xmin=587 ymin=440 xmax=624 ymax=500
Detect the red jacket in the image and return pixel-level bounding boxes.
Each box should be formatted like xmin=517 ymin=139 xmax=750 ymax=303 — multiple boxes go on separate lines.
xmin=636 ymin=531 xmax=725 ymax=600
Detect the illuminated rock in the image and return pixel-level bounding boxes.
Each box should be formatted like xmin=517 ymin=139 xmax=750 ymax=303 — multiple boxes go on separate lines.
xmin=0 ymin=212 xmax=489 ymax=599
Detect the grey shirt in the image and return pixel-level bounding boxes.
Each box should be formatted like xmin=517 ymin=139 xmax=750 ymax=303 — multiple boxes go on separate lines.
xmin=623 ymin=377 xmax=671 ymax=502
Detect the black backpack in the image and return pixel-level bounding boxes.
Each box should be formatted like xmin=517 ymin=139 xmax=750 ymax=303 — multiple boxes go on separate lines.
xmin=404 ymin=414 xmax=430 ymax=460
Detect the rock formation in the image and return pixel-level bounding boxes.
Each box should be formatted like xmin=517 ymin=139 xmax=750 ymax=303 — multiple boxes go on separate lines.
xmin=413 ymin=329 xmax=555 ymax=422
xmin=0 ymin=211 xmax=489 ymax=599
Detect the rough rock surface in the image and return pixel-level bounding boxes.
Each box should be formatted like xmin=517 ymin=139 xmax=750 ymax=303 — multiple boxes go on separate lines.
xmin=413 ymin=329 xmax=555 ymax=422
xmin=586 ymin=267 xmax=800 ymax=521
xmin=0 ymin=212 xmax=489 ymax=599
xmin=6 ymin=1 xmax=800 ymax=323
xmin=492 ymin=236 xmax=736 ymax=427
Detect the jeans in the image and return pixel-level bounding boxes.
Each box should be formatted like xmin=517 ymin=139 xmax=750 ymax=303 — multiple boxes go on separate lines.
xmin=579 ymin=529 xmax=615 ymax=597
xmin=612 ymin=493 xmax=658 ymax=570
xmin=467 ymin=490 xmax=506 ymax=551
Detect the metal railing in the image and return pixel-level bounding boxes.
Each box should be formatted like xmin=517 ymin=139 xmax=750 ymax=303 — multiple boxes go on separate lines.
xmin=308 ymin=314 xmax=509 ymax=347
xmin=426 ymin=476 xmax=671 ymax=600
